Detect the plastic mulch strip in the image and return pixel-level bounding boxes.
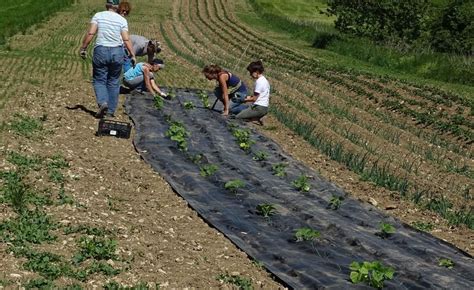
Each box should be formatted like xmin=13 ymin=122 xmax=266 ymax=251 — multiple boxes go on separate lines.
xmin=125 ymin=88 xmax=473 ymax=289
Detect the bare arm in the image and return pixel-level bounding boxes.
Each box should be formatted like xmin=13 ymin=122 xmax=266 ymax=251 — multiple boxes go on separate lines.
xmin=142 ymin=65 xmax=155 ymax=94
xmin=218 ymin=74 xmax=230 ymax=115
xmin=81 ymin=23 xmax=98 ymax=49
xmin=244 ymin=93 xmax=259 ymax=103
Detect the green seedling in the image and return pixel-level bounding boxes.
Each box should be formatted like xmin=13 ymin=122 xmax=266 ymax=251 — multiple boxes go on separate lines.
xmin=57 ymin=186 xmax=74 ymax=205
xmin=153 ymin=94 xmax=164 ymax=109
xmin=72 ymin=236 xmax=117 ymax=264
xmin=165 ymin=121 xmax=188 ymax=151
xmin=438 ymin=258 xmax=454 ymax=269
xmin=328 ymin=195 xmax=344 ymax=210
xmin=197 ymin=91 xmax=210 ymax=108
xmin=9 ymin=113 xmax=44 ymax=138
xmin=200 ymin=164 xmax=218 ymax=177
xmin=183 ymin=101 xmax=195 ymax=109
xmin=230 ymin=128 xmax=254 ymax=152
xmin=6 ymin=151 xmax=43 ymax=172
xmin=252 ymin=151 xmax=268 ymax=161
xmin=411 ymin=221 xmax=434 ymax=232
xmin=294 ymin=227 xmax=320 ymax=242
xmin=216 ymin=273 xmax=252 ymax=290
xmin=256 ymin=204 xmax=277 ymax=217
xmin=190 ymin=153 xmax=203 ymax=164
xmin=377 ymin=222 xmax=396 ymax=238
xmin=350 ymin=261 xmax=395 ymax=289
xmin=167 ymin=92 xmax=177 ymax=99
xmin=272 ymin=163 xmax=287 ymax=177
xmin=292 ymin=175 xmax=311 ymax=192
xmin=224 ymin=179 xmax=245 ymax=193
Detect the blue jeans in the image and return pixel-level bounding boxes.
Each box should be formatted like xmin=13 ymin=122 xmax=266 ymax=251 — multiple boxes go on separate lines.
xmin=123 ymin=49 xmax=132 ymax=73
xmin=92 ymin=46 xmax=124 ymax=114
xmin=214 ymin=88 xmax=249 ymax=115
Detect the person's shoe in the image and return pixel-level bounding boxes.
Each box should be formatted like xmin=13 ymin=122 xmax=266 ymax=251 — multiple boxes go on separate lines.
xmin=95 ymin=103 xmax=108 ymax=119
xmin=120 ymin=85 xmax=131 ymax=94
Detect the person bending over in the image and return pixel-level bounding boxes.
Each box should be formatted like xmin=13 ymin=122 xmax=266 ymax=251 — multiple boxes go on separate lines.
xmin=202 ymin=64 xmax=248 ymax=116
xmin=123 ymin=59 xmax=167 ymax=97
xmin=236 ymin=60 xmax=270 ymax=125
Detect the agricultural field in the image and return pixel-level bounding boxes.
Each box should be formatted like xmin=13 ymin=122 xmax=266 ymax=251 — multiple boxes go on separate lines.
xmin=0 ymin=0 xmax=472 ymax=288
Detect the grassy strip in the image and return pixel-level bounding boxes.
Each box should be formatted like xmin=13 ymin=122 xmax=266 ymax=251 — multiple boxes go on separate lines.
xmin=0 ymin=0 xmax=74 ymax=45
xmin=246 ymin=0 xmax=473 ymax=86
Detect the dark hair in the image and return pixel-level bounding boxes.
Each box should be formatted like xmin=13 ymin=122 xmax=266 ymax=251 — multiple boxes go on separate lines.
xmin=202 ymin=64 xmax=223 ymax=77
xmin=118 ymin=1 xmax=131 ymax=16
xmin=246 ymin=60 xmax=264 ymax=74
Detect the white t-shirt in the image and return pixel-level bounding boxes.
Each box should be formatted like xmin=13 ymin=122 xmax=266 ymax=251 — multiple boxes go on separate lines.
xmin=91 ymin=11 xmax=128 ymax=47
xmin=253 ymin=75 xmax=270 ymax=107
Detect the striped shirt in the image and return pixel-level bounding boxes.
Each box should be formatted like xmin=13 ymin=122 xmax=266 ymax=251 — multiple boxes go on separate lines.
xmin=91 ymin=11 xmax=128 ymax=47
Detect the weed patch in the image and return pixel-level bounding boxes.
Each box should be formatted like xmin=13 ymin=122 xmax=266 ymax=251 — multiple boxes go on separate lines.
xmin=217 ymin=273 xmax=253 ymax=290
xmin=9 ymin=114 xmax=45 ymax=138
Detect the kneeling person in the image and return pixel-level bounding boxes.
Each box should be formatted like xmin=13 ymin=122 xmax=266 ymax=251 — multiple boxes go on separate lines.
xmin=236 ymin=60 xmax=270 ymax=124
xmin=123 ymin=59 xmax=167 ymax=97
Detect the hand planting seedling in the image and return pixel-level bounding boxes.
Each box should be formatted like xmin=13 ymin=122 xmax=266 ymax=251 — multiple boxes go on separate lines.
xmin=200 ymin=164 xmax=218 ymax=177
xmin=350 ymin=261 xmax=394 ymax=289
xmin=377 ymin=222 xmax=396 ymax=238
xmin=294 ymin=227 xmax=320 ymax=242
xmin=183 ymin=101 xmax=195 ymax=110
xmin=256 ymin=203 xmax=276 ymax=217
xmin=253 ymin=151 xmax=269 ymax=161
xmin=328 ymin=195 xmax=344 ymax=210
xmin=438 ymin=258 xmax=454 ymax=269
xmin=292 ymin=175 xmax=311 ymax=192
xmin=167 ymin=91 xmax=176 ymax=99
xmin=165 ymin=121 xmax=189 ymax=151
xmin=272 ymin=163 xmax=287 ymax=177
xmin=224 ymin=179 xmax=245 ymax=194
xmin=153 ymin=94 xmax=164 ymax=110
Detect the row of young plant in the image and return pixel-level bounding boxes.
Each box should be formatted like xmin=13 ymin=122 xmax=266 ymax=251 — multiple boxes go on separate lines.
xmin=210 ymin=0 xmax=471 ymax=108
xmin=181 ymin=0 xmax=474 ymax=168
xmin=164 ymin=1 xmax=474 ymax=229
xmin=0 ymin=114 xmax=149 ymax=289
xmin=162 ymin=99 xmax=462 ymax=288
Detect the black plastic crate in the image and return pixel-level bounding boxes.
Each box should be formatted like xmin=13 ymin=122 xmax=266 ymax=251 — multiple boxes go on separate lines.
xmin=96 ymin=119 xmax=132 ymax=139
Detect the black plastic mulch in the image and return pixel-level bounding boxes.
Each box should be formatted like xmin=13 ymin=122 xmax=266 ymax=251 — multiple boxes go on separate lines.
xmin=124 ymin=88 xmax=473 ymax=289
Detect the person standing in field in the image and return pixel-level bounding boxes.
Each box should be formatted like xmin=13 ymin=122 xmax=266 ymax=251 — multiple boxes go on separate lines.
xmin=236 ymin=60 xmax=270 ymax=125
xmin=117 ymin=2 xmax=162 ymax=72
xmin=80 ymin=0 xmax=136 ymax=118
xmin=202 ymin=64 xmax=248 ymax=116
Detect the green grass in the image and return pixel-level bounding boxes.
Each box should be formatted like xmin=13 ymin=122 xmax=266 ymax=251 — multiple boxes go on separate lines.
xmin=241 ymin=0 xmax=474 ymax=90
xmin=0 ymin=0 xmax=75 ymax=44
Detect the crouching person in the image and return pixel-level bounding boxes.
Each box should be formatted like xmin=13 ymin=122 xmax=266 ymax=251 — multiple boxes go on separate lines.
xmin=236 ymin=60 xmax=270 ymax=125
xmin=123 ymin=59 xmax=167 ymax=97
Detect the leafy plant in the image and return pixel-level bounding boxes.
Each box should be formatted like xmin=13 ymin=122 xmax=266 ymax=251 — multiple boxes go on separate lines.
xmin=6 ymin=151 xmax=42 ymax=172
xmin=183 ymin=101 xmax=195 ymax=109
xmin=411 ymin=221 xmax=434 ymax=232
xmin=438 ymin=258 xmax=454 ymax=269
xmin=57 ymin=186 xmax=74 ymax=205
xmin=256 ymin=204 xmax=276 ymax=217
xmin=252 ymin=151 xmax=268 ymax=161
xmin=216 ymin=273 xmax=252 ymax=290
xmin=272 ymin=163 xmax=287 ymax=177
xmin=377 ymin=222 xmax=396 ymax=239
xmin=200 ymin=164 xmax=218 ymax=177
xmin=224 ymin=179 xmax=245 ymax=193
xmin=197 ymin=91 xmax=210 ymax=108
xmin=350 ymin=261 xmax=395 ymax=289
xmin=9 ymin=113 xmax=44 ymax=138
xmin=73 ymin=236 xmax=117 ymax=264
xmin=294 ymin=227 xmax=320 ymax=242
xmin=165 ymin=121 xmax=189 ymax=151
xmin=292 ymin=175 xmax=311 ymax=192
xmin=153 ymin=94 xmax=164 ymax=110
xmin=1 ymin=209 xmax=57 ymax=244
xmin=230 ymin=127 xmax=254 ymax=152
xmin=328 ymin=195 xmax=344 ymax=210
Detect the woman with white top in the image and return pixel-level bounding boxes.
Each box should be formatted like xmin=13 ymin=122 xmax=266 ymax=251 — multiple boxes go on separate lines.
xmin=236 ymin=61 xmax=270 ymax=125
xmin=80 ymin=0 xmax=135 ymax=118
